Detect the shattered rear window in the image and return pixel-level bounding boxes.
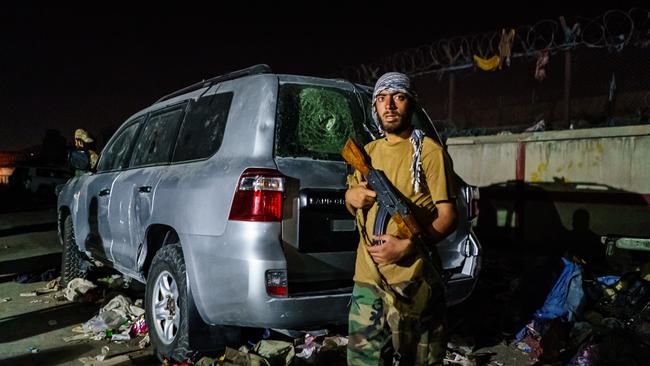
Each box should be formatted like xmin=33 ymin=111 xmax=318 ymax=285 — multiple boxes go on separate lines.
xmin=275 ymin=84 xmax=369 ymax=160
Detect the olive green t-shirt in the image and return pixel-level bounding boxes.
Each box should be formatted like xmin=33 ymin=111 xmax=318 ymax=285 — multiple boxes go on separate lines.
xmin=350 ymin=134 xmax=456 ymax=285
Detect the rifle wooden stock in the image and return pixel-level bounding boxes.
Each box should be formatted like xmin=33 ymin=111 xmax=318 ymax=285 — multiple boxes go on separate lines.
xmin=393 ymin=212 xmax=423 ymax=240
xmin=341 ymin=139 xmax=370 ymax=178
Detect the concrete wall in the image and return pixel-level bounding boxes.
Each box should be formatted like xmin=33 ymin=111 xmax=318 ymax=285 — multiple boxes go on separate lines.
xmin=447 ymin=125 xmax=650 ymax=194
xmin=447 ymin=125 xmax=650 ymax=242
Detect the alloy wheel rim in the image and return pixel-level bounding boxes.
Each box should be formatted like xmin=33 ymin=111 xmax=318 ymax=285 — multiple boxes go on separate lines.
xmin=152 ymin=270 xmax=180 ymax=344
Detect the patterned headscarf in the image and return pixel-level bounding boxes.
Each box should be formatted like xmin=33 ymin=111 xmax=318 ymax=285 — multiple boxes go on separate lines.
xmin=371 ymin=72 xmax=417 ymax=131
xmin=372 ymin=72 xmax=425 ymax=193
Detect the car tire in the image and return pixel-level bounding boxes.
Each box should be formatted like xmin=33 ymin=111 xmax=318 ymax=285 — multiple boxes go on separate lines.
xmin=145 ymin=243 xmax=192 ymax=362
xmin=61 ymin=216 xmax=89 ymax=287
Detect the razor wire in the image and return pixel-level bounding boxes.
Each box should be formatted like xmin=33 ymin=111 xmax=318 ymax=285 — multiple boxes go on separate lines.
xmin=339 ymin=8 xmax=650 ymax=84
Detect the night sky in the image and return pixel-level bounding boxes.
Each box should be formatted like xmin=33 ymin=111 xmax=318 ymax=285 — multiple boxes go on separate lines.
xmin=0 ymin=3 xmax=624 ymax=151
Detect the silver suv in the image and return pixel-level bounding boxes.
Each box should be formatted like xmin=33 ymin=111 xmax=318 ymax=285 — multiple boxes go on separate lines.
xmin=57 ymin=65 xmax=481 ymax=361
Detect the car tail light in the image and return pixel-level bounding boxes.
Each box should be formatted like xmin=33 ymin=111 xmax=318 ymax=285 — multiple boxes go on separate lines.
xmin=229 ymin=168 xmax=284 ymax=222
xmin=465 ymin=185 xmax=480 ymax=220
xmin=265 ymin=270 xmax=288 ymax=297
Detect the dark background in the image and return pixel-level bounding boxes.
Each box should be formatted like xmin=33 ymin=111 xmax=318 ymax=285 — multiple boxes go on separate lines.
xmin=0 ymin=3 xmax=625 ymax=151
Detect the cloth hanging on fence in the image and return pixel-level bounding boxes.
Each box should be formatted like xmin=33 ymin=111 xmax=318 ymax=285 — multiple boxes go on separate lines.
xmin=499 ymin=28 xmax=516 ymax=68
xmin=473 ymin=55 xmax=500 ymax=71
xmin=534 ymin=51 xmax=550 ymax=81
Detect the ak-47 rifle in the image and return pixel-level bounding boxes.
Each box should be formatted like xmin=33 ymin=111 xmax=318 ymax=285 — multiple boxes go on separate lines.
xmin=341 ymin=138 xmax=440 ymax=271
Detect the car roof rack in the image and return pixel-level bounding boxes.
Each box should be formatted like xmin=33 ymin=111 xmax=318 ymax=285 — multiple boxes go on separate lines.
xmin=155 ymin=64 xmax=272 ymax=104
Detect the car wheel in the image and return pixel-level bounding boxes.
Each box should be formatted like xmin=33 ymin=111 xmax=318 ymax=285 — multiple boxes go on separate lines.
xmin=61 ymin=216 xmax=89 ymax=287
xmin=145 ymin=244 xmax=191 ymax=362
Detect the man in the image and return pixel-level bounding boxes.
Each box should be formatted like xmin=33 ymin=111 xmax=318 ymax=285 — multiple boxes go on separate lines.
xmin=73 ymin=128 xmax=98 ymax=175
xmin=345 ymin=72 xmax=457 ymax=365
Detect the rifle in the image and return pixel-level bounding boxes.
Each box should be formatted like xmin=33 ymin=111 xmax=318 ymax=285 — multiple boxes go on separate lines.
xmin=341 ymin=138 xmax=439 ymax=270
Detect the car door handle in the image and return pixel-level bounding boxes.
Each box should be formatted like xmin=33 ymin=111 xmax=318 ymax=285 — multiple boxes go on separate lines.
xmin=138 ymin=186 xmax=152 ymax=193
xmin=98 ymin=188 xmax=111 ymax=197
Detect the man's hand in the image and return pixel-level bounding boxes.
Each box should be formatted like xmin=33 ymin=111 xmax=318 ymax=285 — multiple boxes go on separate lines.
xmin=367 ymin=234 xmax=415 ymax=264
xmin=345 ymin=182 xmax=376 ymax=214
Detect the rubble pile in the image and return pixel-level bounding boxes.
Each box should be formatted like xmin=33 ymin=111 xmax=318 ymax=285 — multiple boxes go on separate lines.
xmin=511 ymin=253 xmax=650 ymax=365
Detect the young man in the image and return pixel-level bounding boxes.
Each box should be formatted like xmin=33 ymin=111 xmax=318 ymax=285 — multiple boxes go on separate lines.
xmin=345 ymin=72 xmax=457 ymax=365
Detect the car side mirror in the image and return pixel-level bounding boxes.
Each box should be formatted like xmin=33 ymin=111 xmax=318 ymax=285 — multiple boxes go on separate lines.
xmin=69 ymin=150 xmax=91 ymax=172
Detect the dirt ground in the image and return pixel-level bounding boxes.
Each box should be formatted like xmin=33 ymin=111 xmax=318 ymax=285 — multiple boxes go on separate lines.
xmin=1 ymin=194 xmax=648 ymax=365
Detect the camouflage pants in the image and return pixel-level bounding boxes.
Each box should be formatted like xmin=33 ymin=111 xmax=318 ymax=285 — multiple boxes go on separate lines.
xmin=347 ymin=281 xmax=446 ymax=366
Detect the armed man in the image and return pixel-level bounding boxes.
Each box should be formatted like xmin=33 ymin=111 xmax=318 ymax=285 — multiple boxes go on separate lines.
xmin=72 ymin=128 xmax=98 ymax=176
xmin=344 ymin=72 xmax=458 ymax=366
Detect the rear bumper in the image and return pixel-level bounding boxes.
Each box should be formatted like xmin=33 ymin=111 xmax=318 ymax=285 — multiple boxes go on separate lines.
xmin=181 ymin=221 xmax=350 ymax=328
xmin=443 ymin=230 xmax=482 ymax=306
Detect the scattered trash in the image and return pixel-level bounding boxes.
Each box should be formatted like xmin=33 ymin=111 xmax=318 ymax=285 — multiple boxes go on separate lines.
xmin=295 ymin=333 xmax=317 ymax=361
xmin=444 ymin=351 xmax=476 ymax=366
xmin=35 ymin=276 xmax=61 ymax=295
xmin=63 ymin=333 xmax=93 ymax=343
xmin=195 ymin=356 xmax=219 ymax=366
xmin=26 ymin=346 xmax=39 ymax=353
xmin=138 ymin=333 xmax=150 ymax=349
xmin=252 ymin=340 xmax=295 ymax=366
xmin=516 ymin=341 xmax=532 ymax=353
xmin=1 ymin=297 xmax=11 ymax=302
xmin=61 ymin=277 xmax=97 ymax=302
xmin=78 ymin=352 xmax=137 ymax=366
xmin=97 ymin=274 xmax=130 ymax=289
xmin=83 ymin=309 xmax=124 ymax=334
xmin=82 ymin=294 xmax=144 ymax=335
xmin=111 ymin=330 xmax=130 ymax=341
xmin=221 ymin=346 xmax=271 ymax=366
xmin=448 ymin=334 xmax=475 ymax=356
xmin=20 ymin=292 xmax=37 ymax=297
xmin=571 ymin=343 xmax=600 ymax=365
xmin=97 ymin=345 xmax=110 ymax=361
xmin=100 ymin=294 xmax=145 ymax=318
xmin=129 ymin=315 xmax=148 ymax=337
xmin=596 ymin=275 xmax=620 ymax=287
xmin=79 ymin=345 xmax=111 ymax=364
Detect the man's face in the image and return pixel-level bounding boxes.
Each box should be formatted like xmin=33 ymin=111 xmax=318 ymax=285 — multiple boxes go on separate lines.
xmin=375 ymin=91 xmax=411 ymax=134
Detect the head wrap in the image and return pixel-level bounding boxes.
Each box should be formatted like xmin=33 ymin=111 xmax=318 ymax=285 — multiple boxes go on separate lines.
xmin=371 ymin=72 xmax=425 ymax=193
xmin=371 ymin=72 xmax=417 ymax=132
